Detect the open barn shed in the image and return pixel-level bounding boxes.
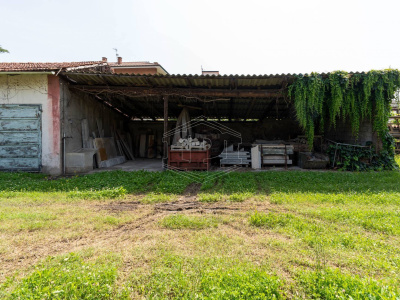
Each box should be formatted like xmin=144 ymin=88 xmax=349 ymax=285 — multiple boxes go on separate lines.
xmin=56 ymin=71 xmax=380 ymax=173
xmin=1 ymin=63 xmax=385 ymax=174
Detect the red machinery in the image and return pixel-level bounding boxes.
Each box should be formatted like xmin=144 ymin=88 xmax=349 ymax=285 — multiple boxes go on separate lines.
xmin=168 ymin=148 xmax=210 ymax=171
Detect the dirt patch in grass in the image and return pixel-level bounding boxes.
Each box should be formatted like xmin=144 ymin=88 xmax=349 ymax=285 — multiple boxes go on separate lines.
xmin=183 ymin=183 xmax=201 ymax=196
xmin=155 ymin=201 xmax=201 ymax=211
xmin=154 ymin=199 xmax=251 ymax=212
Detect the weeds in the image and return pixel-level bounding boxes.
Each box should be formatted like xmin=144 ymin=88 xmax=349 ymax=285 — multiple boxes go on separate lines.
xmin=141 ymin=192 xmax=176 ymax=204
xmin=198 ymin=193 xmax=223 ymax=203
xmin=131 ymin=254 xmax=284 ymax=299
xmin=249 ymin=211 xmax=292 ymax=229
xmin=1 ymin=253 xmax=128 ymax=299
xmin=228 ymin=192 xmax=253 ymax=202
xmin=297 ymin=268 xmax=399 ymax=299
xmin=67 ymin=187 xmax=126 ymax=200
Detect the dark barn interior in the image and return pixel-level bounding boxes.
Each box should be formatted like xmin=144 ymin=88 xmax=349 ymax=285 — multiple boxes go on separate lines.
xmin=59 ymin=72 xmax=328 ymax=172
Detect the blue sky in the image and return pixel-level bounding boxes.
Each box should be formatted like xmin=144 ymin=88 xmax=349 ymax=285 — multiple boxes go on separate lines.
xmin=1 ymin=0 xmax=400 ymax=75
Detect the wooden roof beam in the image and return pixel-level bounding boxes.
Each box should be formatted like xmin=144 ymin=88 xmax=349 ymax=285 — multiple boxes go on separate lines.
xmin=71 ymin=85 xmax=283 ymax=98
xmin=120 ymin=96 xmax=155 ymax=120
xmin=229 ymin=98 xmax=234 ymax=122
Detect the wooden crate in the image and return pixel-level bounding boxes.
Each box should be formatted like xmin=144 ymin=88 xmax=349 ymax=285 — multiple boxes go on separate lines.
xmin=260 ymin=144 xmax=293 ymax=166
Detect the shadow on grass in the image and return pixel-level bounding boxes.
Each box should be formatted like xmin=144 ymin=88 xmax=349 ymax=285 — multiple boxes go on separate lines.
xmin=1 ymin=169 xmax=400 ymax=196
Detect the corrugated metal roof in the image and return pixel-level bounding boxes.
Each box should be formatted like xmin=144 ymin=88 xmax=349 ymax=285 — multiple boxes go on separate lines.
xmin=61 ymin=71 xmax=297 ymax=120
xmin=62 ymin=71 xmax=297 ymax=89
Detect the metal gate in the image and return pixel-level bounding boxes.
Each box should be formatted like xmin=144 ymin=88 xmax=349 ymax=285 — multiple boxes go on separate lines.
xmin=0 ymin=104 xmax=42 ymax=171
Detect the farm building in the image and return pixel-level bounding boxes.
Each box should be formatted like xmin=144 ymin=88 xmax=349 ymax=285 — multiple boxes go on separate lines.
xmin=0 ymin=59 xmax=391 ymax=174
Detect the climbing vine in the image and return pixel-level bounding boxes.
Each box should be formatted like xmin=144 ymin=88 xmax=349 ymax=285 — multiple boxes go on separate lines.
xmin=288 ymin=70 xmax=400 ymax=169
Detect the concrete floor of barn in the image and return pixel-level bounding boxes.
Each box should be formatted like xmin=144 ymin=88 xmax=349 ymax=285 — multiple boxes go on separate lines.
xmin=87 ymin=159 xmax=307 ymax=173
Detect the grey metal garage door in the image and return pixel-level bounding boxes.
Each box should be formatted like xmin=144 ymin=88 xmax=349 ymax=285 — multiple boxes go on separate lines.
xmin=0 ymin=104 xmax=42 ymax=171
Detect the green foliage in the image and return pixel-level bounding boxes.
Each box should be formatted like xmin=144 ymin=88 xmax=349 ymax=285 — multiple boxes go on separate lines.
xmin=288 ymin=70 xmax=400 ymax=168
xmin=198 ymin=193 xmax=223 ymax=202
xmin=132 ymin=255 xmax=284 ymax=299
xmin=2 ymin=169 xmax=400 ymax=198
xmin=228 ymin=192 xmax=253 ymax=202
xmin=2 ymin=253 xmax=128 ymax=299
xmin=249 ymin=211 xmax=292 ymax=228
xmin=160 ymin=214 xmax=219 ymax=229
xmin=327 ymin=142 xmax=398 ymax=171
xmin=141 ymin=192 xmax=176 ymax=203
xmin=67 ymin=186 xmax=126 ymax=200
xmin=0 ymin=46 xmax=9 ymax=53
xmin=199 ymin=268 xmax=284 ymax=299
xmin=0 ymin=170 xmax=184 ymax=194
xmin=297 ymin=268 xmax=399 ymax=299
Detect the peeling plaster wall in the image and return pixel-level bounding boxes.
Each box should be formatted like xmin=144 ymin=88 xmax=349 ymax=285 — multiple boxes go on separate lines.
xmin=0 ymin=74 xmax=61 ymax=174
xmin=61 ymin=80 xmax=123 ymax=154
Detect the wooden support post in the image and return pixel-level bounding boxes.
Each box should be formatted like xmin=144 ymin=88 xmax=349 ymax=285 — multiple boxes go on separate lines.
xmin=229 ymin=98 xmax=234 ymax=122
xmin=163 ymin=95 xmax=169 ymax=168
xmin=244 ymin=98 xmax=256 ymax=121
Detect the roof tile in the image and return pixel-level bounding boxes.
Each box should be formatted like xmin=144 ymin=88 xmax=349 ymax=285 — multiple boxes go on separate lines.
xmin=0 ymin=61 xmax=104 ymax=72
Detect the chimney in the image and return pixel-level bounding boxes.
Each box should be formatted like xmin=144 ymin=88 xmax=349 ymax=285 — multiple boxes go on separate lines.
xmin=102 ymin=57 xmax=107 ymax=62
xmin=202 ymin=70 xmax=220 ymax=76
xmin=117 ymin=57 xmax=122 ymax=65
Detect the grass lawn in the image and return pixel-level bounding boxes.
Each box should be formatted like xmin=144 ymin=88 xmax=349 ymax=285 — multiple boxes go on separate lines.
xmin=0 ymin=162 xmax=400 ymax=299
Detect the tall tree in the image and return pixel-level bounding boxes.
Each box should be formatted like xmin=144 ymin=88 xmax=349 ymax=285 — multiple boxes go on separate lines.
xmin=0 ymin=46 xmax=9 ymax=53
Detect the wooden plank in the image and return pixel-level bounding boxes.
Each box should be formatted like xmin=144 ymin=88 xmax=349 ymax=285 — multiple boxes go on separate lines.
xmin=103 ymin=138 xmax=118 ymax=159
xmin=263 ymin=159 xmax=292 ymax=165
xmin=0 ymin=132 xmax=40 ymax=145
xmin=0 ymin=105 xmax=41 ymax=172
xmin=115 ymin=131 xmax=134 ymax=160
xmin=98 ymin=148 xmax=107 ymax=161
xmin=147 ymin=135 xmax=155 ymax=158
xmin=262 ymin=149 xmax=293 ymax=155
xmin=0 ymin=158 xmax=41 ymax=170
xmin=0 ymin=145 xmax=39 ymax=158
xmin=139 ymin=134 xmax=147 ymax=158
xmin=116 ymin=140 xmax=123 ymax=156
xmin=93 ymin=138 xmax=105 ymax=149
xmin=96 ymin=118 xmax=104 ymax=138
xmin=0 ymin=119 xmax=40 ymax=131
xmin=0 ymin=105 xmax=40 ymax=118
xmin=261 ymin=144 xmax=294 ymax=149
xmin=263 ymin=155 xmax=289 ymax=160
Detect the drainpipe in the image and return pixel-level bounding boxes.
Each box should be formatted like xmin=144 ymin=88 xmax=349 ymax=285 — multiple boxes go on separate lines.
xmin=63 ymin=132 xmax=66 ymax=174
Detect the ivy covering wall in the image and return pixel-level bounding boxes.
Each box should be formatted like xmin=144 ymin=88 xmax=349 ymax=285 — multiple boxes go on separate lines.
xmin=288 ymin=70 xmax=400 ymax=170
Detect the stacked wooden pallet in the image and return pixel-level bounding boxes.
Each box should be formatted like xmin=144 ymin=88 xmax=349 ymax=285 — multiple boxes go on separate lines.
xmin=260 ymin=144 xmax=293 ymax=165
xmin=114 ymin=130 xmax=135 ymax=160
xmin=219 ymin=151 xmax=251 ymax=166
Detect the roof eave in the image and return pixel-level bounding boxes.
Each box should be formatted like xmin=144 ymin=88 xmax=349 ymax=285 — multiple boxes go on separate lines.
xmin=0 ymin=71 xmax=56 ymax=75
